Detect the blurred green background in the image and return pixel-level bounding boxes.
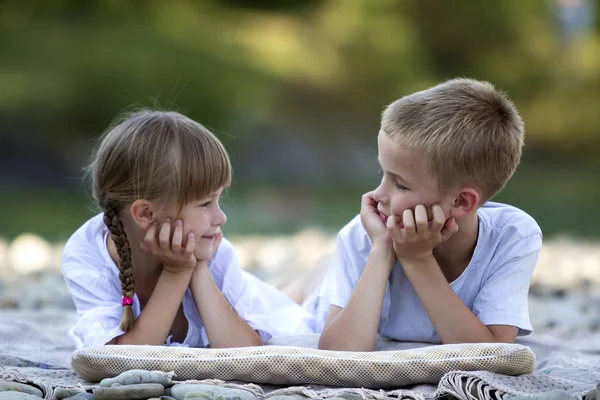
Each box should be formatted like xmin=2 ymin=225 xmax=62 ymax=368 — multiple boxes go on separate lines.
xmin=1 ymin=0 xmax=599 ymax=243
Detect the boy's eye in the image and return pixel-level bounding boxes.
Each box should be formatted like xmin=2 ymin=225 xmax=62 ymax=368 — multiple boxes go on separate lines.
xmin=200 ymin=201 xmax=211 ymax=207
xmin=395 ymin=182 xmax=407 ymax=190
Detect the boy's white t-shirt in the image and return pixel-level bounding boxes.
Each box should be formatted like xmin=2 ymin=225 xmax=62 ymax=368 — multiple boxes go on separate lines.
xmin=61 ymin=213 xmax=315 ymax=349
xmin=307 ymin=202 xmax=542 ymax=343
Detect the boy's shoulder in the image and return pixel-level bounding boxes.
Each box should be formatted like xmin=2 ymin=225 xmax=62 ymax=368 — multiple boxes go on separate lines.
xmin=337 ymin=214 xmax=374 ymax=256
xmin=478 ymin=201 xmax=542 ymax=239
xmin=339 ymin=214 xmax=369 ymax=240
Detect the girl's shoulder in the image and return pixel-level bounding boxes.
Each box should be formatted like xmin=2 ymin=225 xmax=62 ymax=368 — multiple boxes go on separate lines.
xmin=61 ymin=213 xmax=113 ymax=273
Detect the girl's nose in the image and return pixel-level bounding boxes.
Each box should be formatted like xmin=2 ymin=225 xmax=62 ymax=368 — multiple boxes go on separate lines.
xmin=214 ymin=206 xmax=227 ymax=226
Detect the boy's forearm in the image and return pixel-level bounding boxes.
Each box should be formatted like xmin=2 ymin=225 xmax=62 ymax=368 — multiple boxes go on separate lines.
xmin=319 ymin=244 xmax=394 ymax=351
xmin=401 ymin=257 xmax=499 ymax=344
xmin=190 ymin=266 xmax=262 ymax=348
xmin=115 ymin=269 xmax=192 ymax=345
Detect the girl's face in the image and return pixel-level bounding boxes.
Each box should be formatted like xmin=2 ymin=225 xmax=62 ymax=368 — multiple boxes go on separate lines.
xmin=164 ymin=187 xmax=227 ymax=262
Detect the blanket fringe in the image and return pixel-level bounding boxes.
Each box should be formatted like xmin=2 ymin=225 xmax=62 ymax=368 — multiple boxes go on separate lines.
xmin=265 ymin=386 xmax=426 ymax=400
xmin=0 ymin=364 xmax=54 ymax=399
xmin=437 ymin=373 xmax=508 ymax=400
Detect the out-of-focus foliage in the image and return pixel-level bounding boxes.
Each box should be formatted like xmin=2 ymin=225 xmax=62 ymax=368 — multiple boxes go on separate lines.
xmin=1 ymin=0 xmax=599 ymax=240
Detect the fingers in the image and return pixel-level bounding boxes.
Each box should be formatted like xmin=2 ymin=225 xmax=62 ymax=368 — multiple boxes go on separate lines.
xmin=414 ymin=205 xmax=428 ymax=234
xmin=171 ymin=220 xmax=183 ymax=252
xmin=361 ymin=191 xmax=377 ymax=210
xmin=142 ymin=221 xmax=159 ymax=253
xmin=388 ymin=204 xmax=449 ymax=238
xmin=430 ymin=204 xmax=445 ymax=232
xmin=158 ymin=218 xmax=172 ymax=250
xmin=143 ymin=218 xmax=190 ymax=254
xmin=441 ymin=216 xmax=459 ymax=241
xmin=183 ymin=232 xmax=195 ymax=257
xmin=387 ymin=215 xmax=402 ymax=242
xmin=402 ymin=209 xmax=415 ymax=236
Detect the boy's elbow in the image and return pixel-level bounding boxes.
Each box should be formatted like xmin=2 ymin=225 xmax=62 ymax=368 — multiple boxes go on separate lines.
xmin=487 ymin=325 xmax=519 ymax=344
xmin=318 ymin=329 xmax=374 ymax=352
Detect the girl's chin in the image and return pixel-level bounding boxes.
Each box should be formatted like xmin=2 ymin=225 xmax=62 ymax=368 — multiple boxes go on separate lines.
xmin=194 ymin=245 xmax=213 ymax=260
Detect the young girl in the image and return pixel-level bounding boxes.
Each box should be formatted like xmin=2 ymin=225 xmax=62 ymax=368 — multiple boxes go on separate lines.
xmin=61 ymin=110 xmax=315 ymax=349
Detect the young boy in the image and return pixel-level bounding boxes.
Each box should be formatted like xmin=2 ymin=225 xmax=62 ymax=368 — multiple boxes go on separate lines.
xmin=314 ymin=78 xmax=542 ymax=351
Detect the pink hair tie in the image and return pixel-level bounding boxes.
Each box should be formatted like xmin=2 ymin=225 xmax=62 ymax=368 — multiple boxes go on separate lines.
xmin=121 ymin=296 xmax=133 ymax=307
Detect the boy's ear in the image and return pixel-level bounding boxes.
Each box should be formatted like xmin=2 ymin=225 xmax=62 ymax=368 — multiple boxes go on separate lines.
xmin=450 ymin=188 xmax=480 ymax=218
xmin=129 ymin=199 xmax=155 ymax=230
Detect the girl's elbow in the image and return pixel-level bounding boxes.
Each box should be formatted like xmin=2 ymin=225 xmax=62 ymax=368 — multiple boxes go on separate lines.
xmin=251 ymin=331 xmax=263 ymax=346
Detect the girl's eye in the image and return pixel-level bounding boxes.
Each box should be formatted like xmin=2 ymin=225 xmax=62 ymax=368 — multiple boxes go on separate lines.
xmin=395 ymin=182 xmax=407 ymax=190
xmin=200 ymin=201 xmax=211 ymax=207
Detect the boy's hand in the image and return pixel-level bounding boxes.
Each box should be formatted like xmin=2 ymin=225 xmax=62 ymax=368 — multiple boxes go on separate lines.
xmin=141 ymin=219 xmax=197 ymax=274
xmin=387 ymin=204 xmax=458 ymax=263
xmin=360 ymin=192 xmax=392 ymax=247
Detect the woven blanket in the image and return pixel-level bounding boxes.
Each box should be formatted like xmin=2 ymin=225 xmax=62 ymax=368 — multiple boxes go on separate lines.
xmin=0 ymin=310 xmax=598 ymax=400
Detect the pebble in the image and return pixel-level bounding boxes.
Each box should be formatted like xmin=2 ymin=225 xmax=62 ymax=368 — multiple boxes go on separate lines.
xmin=147 ymin=397 xmax=176 ymax=400
xmin=511 ymin=390 xmax=577 ymax=400
xmin=170 ymin=384 xmax=257 ymax=400
xmin=63 ymin=393 xmax=95 ymax=400
xmin=93 ymin=383 xmax=164 ymax=400
xmin=55 ymin=388 xmax=84 ymax=399
xmin=0 ymin=393 xmax=43 ymax=400
xmin=584 ymin=384 xmax=599 ymax=400
xmin=99 ymin=370 xmax=174 ymax=387
xmin=330 ymin=394 xmax=364 ymax=400
xmin=0 ymin=381 xmax=42 ymax=397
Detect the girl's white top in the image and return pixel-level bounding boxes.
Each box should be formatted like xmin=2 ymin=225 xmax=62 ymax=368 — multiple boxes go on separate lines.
xmin=61 ymin=213 xmax=315 ymax=348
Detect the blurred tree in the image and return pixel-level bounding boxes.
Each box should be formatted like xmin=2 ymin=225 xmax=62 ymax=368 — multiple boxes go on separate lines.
xmin=0 ymin=0 xmax=600 ymax=238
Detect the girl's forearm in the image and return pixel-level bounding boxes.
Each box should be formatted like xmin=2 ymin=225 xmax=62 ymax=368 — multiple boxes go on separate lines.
xmin=115 ymin=269 xmax=192 ymax=345
xmin=190 ymin=265 xmax=262 ymax=348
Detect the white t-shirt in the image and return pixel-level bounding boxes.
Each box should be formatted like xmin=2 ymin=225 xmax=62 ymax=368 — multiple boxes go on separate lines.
xmin=306 ymin=202 xmax=542 ymax=343
xmin=61 ymin=213 xmax=315 ymax=349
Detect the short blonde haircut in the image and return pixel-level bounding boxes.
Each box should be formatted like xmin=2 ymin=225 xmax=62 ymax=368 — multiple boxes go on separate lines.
xmin=86 ymin=109 xmax=231 ymax=331
xmin=381 ymin=78 xmax=524 ymax=202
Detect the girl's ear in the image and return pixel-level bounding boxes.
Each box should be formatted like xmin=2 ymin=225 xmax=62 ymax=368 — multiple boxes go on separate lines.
xmin=450 ymin=187 xmax=480 ymax=218
xmin=129 ymin=199 xmax=155 ymax=230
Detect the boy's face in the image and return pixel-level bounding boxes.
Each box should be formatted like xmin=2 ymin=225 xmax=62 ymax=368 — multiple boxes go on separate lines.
xmin=373 ymin=130 xmax=454 ymax=224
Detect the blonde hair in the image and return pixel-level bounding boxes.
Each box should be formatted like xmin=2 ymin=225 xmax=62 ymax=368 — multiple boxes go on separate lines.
xmin=381 ymin=78 xmax=524 ymax=202
xmin=86 ymin=109 xmax=231 ymax=331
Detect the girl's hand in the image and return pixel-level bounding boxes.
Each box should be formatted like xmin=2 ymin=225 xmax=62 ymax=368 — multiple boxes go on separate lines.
xmin=360 ymin=191 xmax=392 ymax=248
xmin=141 ymin=219 xmax=196 ymax=274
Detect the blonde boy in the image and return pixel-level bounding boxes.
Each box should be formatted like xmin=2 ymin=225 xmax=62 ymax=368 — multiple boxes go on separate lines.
xmin=315 ymin=78 xmax=542 ymax=351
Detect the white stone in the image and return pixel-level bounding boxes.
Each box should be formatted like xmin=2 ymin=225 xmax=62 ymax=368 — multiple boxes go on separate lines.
xmin=7 ymin=234 xmax=53 ymax=274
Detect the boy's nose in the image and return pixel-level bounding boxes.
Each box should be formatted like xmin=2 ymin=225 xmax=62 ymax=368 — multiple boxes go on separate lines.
xmin=373 ymin=184 xmax=387 ymax=204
